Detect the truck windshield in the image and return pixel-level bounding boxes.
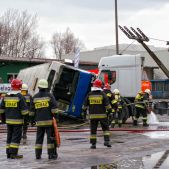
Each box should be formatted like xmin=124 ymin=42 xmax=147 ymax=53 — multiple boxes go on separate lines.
xmin=99 ymin=70 xmax=116 ymax=85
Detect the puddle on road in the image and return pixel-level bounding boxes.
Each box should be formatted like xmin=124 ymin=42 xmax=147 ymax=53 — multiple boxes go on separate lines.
xmin=127 ymin=122 xmax=169 ymax=139
xmin=84 ymin=150 xmax=169 ymax=169
xmin=143 ymin=131 xmax=169 ymax=139
xmin=143 ymin=122 xmax=169 ymax=139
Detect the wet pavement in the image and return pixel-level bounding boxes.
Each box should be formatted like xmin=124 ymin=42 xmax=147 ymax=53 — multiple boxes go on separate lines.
xmin=1 ymin=114 xmax=169 ymax=168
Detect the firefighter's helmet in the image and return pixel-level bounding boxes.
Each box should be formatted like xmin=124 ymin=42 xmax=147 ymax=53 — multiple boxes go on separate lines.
xmin=11 ymin=79 xmax=22 ymax=90
xmin=113 ymin=89 xmax=120 ymax=95
xmin=21 ymin=83 xmax=28 ymax=91
xmin=104 ymin=83 xmax=111 ymax=90
xmin=38 ymin=79 xmax=48 ymax=88
xmin=144 ymin=89 xmax=151 ymax=95
xmin=92 ymin=79 xmax=102 ymax=88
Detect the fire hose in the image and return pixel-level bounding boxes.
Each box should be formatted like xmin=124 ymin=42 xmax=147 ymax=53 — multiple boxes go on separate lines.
xmin=0 ymin=123 xmax=169 ymax=133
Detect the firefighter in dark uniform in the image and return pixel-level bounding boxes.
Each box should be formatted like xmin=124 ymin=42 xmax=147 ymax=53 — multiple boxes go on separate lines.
xmin=103 ymin=83 xmax=114 ymax=102
xmin=82 ymin=79 xmax=112 ymax=149
xmin=21 ymin=83 xmax=33 ymax=144
xmin=30 ymin=79 xmax=60 ymax=160
xmin=0 ymin=79 xmax=28 ymax=159
xmin=133 ymin=90 xmax=149 ymax=127
xmin=111 ymin=89 xmax=123 ymax=128
xmin=103 ymin=83 xmax=116 ymax=126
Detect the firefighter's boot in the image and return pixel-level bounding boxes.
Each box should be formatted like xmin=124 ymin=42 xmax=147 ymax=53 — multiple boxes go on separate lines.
xmin=7 ymin=154 xmax=11 ymax=159
xmin=111 ymin=121 xmax=115 ymax=128
xmin=104 ymin=142 xmax=112 ymax=148
xmin=143 ymin=123 xmax=149 ymax=127
xmin=22 ymin=134 xmax=27 ymax=140
xmin=90 ymin=144 xmax=96 ymax=149
xmin=48 ymin=153 xmax=58 ymax=160
xmin=143 ymin=120 xmax=149 ymax=127
xmin=36 ymin=156 xmax=41 ymax=160
xmin=36 ymin=152 xmax=42 ymax=160
xmin=143 ymin=119 xmax=149 ymax=127
xmin=6 ymin=149 xmax=11 ymax=159
xmin=10 ymin=154 xmax=23 ymax=159
xmin=22 ymin=138 xmax=27 ymax=145
xmin=133 ymin=120 xmax=138 ymax=126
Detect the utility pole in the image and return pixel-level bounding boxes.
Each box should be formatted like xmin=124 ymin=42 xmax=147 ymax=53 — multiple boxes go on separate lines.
xmin=115 ymin=0 xmax=119 ymax=54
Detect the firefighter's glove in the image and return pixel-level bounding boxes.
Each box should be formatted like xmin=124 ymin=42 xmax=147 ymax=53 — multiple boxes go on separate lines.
xmin=0 ymin=120 xmax=5 ymax=125
xmin=0 ymin=117 xmax=6 ymax=124
xmin=30 ymin=120 xmax=36 ymax=127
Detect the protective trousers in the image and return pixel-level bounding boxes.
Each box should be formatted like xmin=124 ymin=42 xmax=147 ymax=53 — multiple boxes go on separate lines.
xmin=135 ymin=107 xmax=147 ymax=124
xmin=35 ymin=127 xmax=56 ymax=157
xmin=6 ymin=125 xmax=22 ymax=156
xmin=90 ymin=118 xmax=110 ymax=145
xmin=111 ymin=109 xmax=123 ymax=126
xmin=22 ymin=119 xmax=28 ymax=139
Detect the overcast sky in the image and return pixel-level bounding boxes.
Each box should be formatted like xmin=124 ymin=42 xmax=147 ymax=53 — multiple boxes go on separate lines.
xmin=0 ymin=0 xmax=169 ymax=56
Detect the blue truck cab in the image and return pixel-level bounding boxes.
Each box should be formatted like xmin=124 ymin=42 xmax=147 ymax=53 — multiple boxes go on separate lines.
xmin=17 ymin=61 xmax=95 ymax=118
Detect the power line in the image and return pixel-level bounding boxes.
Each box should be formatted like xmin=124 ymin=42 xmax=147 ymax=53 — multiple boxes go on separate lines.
xmin=149 ymin=37 xmax=169 ymax=45
xmin=119 ymin=40 xmax=136 ymax=54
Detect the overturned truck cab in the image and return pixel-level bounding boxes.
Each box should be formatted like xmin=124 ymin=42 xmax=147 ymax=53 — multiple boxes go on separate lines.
xmin=17 ymin=61 xmax=95 ymax=119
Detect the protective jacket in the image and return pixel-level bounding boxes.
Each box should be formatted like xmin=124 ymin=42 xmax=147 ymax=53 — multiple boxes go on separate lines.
xmin=30 ymin=90 xmax=60 ymax=127
xmin=83 ymin=90 xmax=111 ymax=119
xmin=0 ymin=92 xmax=28 ymax=125
xmin=103 ymin=89 xmax=117 ymax=113
xmin=135 ymin=93 xmax=146 ymax=109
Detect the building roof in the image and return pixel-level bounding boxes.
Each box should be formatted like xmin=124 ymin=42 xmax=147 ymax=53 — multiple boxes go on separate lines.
xmin=62 ymin=44 xmax=169 ymax=79
xmin=0 ymin=56 xmax=98 ymax=66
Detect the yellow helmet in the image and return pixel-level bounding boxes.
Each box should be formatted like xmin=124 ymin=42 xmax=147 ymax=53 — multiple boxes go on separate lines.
xmin=21 ymin=83 xmax=28 ymax=91
xmin=113 ymin=89 xmax=120 ymax=95
xmin=38 ymin=79 xmax=48 ymax=88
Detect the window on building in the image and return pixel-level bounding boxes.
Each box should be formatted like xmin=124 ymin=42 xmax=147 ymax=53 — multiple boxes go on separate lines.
xmin=7 ymin=73 xmax=18 ymax=83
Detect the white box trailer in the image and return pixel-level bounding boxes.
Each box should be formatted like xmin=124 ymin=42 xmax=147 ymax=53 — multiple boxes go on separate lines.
xmin=98 ymin=54 xmax=144 ymax=99
xmin=18 ymin=63 xmax=52 ymax=96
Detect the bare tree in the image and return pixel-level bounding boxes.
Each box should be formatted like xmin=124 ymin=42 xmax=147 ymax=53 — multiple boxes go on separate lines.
xmin=0 ymin=9 xmax=44 ymax=58
xmin=51 ymin=27 xmax=85 ymax=60
xmin=51 ymin=32 xmax=65 ymax=60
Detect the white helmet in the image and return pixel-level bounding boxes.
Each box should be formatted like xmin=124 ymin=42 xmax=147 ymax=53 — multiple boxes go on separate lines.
xmin=21 ymin=83 xmax=28 ymax=91
xmin=144 ymin=89 xmax=151 ymax=95
xmin=113 ymin=89 xmax=120 ymax=95
xmin=38 ymin=79 xmax=48 ymax=88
